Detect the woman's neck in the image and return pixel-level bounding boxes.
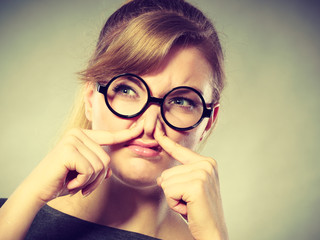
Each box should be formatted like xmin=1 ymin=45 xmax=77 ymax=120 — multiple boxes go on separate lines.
xmin=48 ymin=176 xmax=171 ymax=237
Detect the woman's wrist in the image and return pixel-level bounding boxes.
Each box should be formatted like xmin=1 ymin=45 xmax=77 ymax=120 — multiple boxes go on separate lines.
xmin=0 ymin=177 xmax=47 ymax=240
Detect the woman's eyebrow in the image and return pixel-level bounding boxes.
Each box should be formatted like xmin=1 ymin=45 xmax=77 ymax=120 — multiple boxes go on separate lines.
xmin=194 ymin=87 xmax=204 ymax=95
xmin=184 ymin=85 xmax=204 ymax=95
xmin=126 ymin=76 xmax=144 ymax=89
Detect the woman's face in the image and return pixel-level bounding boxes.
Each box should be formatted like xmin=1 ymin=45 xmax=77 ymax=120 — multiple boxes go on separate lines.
xmin=85 ymin=46 xmax=217 ymax=188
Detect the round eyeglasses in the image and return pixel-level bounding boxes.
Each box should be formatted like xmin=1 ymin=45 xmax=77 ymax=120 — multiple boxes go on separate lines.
xmin=97 ymin=73 xmax=213 ymax=131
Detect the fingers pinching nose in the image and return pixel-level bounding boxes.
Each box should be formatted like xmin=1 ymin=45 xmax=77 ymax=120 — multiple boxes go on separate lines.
xmin=129 ymin=122 xmax=137 ymax=129
xmin=129 ymin=119 xmax=140 ymax=129
xmin=156 ymin=176 xmax=163 ymax=186
xmin=132 ymin=118 xmax=145 ymax=130
xmin=155 ymin=120 xmax=165 ymax=138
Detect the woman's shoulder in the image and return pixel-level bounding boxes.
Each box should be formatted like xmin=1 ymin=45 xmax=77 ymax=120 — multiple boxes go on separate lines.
xmin=1 ymin=198 xmax=160 ymax=240
xmin=1 ymin=198 xmax=192 ymax=240
xmin=28 ymin=204 xmax=161 ymax=240
xmin=0 ymin=198 xmax=6 ymax=207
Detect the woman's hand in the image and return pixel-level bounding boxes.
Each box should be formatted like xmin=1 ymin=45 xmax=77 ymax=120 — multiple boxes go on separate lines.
xmin=0 ymin=121 xmax=145 ymax=240
xmin=154 ymin=125 xmax=228 ymax=240
xmin=28 ymin=121 xmax=144 ymax=204
xmin=0 ymin=121 xmax=144 ymax=240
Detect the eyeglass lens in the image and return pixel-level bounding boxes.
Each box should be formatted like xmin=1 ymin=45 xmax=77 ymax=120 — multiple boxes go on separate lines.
xmin=105 ymin=75 xmax=205 ymax=130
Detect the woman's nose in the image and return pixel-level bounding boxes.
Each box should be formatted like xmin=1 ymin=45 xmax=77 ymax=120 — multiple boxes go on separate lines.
xmin=141 ymin=104 xmax=161 ymax=138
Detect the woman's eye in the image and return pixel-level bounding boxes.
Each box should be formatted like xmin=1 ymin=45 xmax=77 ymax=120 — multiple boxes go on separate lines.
xmin=113 ymin=84 xmax=137 ymax=97
xmin=169 ymin=97 xmax=196 ymax=108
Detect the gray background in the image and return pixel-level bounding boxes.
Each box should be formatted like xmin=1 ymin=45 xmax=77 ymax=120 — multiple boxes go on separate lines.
xmin=1 ymin=0 xmax=319 ymax=239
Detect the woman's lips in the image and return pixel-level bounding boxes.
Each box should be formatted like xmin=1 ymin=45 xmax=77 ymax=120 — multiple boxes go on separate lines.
xmin=126 ymin=140 xmax=162 ymax=158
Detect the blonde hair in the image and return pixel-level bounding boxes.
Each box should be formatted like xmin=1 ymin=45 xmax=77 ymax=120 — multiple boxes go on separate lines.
xmin=64 ymin=0 xmax=225 ymax=132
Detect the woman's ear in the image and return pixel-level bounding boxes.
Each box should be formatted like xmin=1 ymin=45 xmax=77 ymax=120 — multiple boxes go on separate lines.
xmin=200 ymin=104 xmax=219 ymax=141
xmin=84 ymin=82 xmax=95 ymax=122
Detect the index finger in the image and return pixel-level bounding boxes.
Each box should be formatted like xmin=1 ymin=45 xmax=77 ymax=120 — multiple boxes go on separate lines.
xmin=154 ymin=123 xmax=202 ymax=165
xmin=83 ymin=120 xmax=144 ymax=146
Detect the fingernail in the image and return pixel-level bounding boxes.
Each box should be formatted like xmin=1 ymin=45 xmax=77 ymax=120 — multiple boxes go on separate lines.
xmin=130 ymin=119 xmax=144 ymax=129
xmin=69 ymin=189 xmax=78 ymax=197
xmin=156 ymin=177 xmax=163 ymax=186
xmin=105 ymin=169 xmax=112 ymax=179
xmin=82 ymin=189 xmax=92 ymax=198
xmin=157 ymin=121 xmax=164 ymax=132
xmin=140 ymin=118 xmax=145 ymax=124
xmin=155 ymin=122 xmax=165 ymax=137
xmin=156 ymin=120 xmax=161 ymax=129
xmin=130 ymin=121 xmax=137 ymax=129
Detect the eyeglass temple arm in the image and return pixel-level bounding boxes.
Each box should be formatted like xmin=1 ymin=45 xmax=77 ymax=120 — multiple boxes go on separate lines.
xmin=97 ymin=83 xmax=107 ymax=94
xmin=203 ymin=107 xmax=213 ymax=118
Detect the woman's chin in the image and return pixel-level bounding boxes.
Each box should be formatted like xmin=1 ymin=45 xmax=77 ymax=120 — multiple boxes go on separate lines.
xmin=110 ymin=158 xmax=162 ymax=189
xmin=112 ymin=174 xmax=158 ymax=190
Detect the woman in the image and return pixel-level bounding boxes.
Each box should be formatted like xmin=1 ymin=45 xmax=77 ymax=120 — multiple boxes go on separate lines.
xmin=0 ymin=0 xmax=228 ymax=239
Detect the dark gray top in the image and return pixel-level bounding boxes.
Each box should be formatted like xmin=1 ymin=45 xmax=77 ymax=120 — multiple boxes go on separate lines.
xmin=0 ymin=198 xmax=160 ymax=240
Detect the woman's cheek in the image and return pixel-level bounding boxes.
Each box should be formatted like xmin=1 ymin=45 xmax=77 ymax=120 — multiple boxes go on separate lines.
xmin=169 ymin=127 xmax=204 ymax=151
xmin=91 ymin=94 xmax=132 ymax=131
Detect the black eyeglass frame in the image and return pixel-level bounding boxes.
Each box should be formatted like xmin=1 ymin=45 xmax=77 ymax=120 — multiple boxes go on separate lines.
xmin=97 ymin=73 xmax=213 ymax=131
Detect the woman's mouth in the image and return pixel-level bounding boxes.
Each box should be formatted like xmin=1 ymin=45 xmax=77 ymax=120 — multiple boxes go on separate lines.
xmin=126 ymin=140 xmax=162 ymax=158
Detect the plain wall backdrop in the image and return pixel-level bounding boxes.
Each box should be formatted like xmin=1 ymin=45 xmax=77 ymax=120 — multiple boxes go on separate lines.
xmin=0 ymin=0 xmax=319 ymax=239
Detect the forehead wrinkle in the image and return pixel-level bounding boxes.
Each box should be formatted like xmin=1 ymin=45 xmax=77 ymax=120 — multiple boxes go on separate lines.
xmin=143 ymin=70 xmax=213 ymax=102
xmin=142 ymin=46 xmax=214 ymax=101
xmin=145 ymin=75 xmax=174 ymax=98
xmin=177 ymin=72 xmax=213 ymax=101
